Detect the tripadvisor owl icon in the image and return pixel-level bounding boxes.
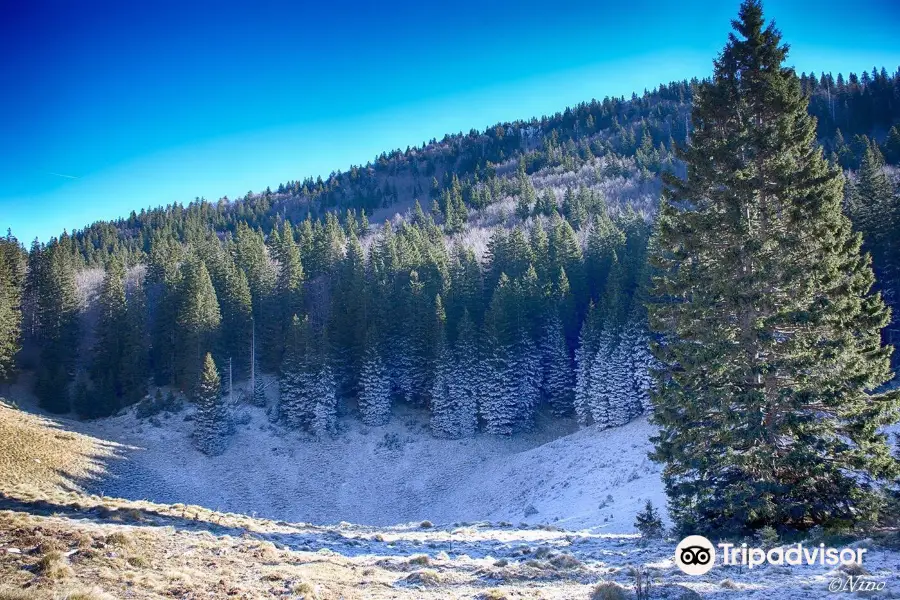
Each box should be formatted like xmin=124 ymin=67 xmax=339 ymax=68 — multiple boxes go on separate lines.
xmin=675 ymin=535 xmax=716 ymax=575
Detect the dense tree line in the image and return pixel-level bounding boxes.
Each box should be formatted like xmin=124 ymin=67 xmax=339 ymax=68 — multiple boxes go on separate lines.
xmin=13 ymin=180 xmax=657 ymax=443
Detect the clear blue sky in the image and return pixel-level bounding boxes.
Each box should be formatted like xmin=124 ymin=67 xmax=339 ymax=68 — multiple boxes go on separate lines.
xmin=1 ymin=0 xmax=898 ymax=244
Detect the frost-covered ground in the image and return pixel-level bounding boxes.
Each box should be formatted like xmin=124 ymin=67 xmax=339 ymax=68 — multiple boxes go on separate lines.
xmin=5 ymin=395 xmax=900 ymax=598
xmin=77 ymin=400 xmax=667 ymax=533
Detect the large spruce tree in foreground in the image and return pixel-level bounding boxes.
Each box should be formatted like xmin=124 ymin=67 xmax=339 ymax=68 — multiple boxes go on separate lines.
xmin=649 ymin=0 xmax=899 ymax=535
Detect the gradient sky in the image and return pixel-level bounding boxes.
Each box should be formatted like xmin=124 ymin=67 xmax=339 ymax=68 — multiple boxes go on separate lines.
xmin=1 ymin=0 xmax=899 ymax=244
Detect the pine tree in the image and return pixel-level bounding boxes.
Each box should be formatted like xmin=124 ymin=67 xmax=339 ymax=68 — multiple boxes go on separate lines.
xmin=561 ymin=186 xmax=587 ymax=229
xmin=273 ymin=222 xmax=305 ymax=365
xmin=358 ymin=332 xmax=392 ymax=426
xmin=634 ymin=501 xmax=664 ymax=539
xmin=584 ymin=213 xmax=625 ymax=303
xmin=482 ymin=274 xmax=540 ymax=434
xmin=121 ymin=277 xmax=149 ymax=406
xmin=328 ymin=233 xmax=366 ymax=399
xmin=34 ymin=242 xmax=80 ymax=413
xmin=854 ymin=146 xmax=899 ymax=332
xmin=279 ymin=314 xmax=337 ymax=436
xmin=534 ymin=188 xmax=556 ymax=217
xmin=540 ymin=309 xmax=574 ymax=415
xmin=80 ymin=258 xmax=131 ymax=418
xmin=217 ymin=258 xmax=253 ymax=379
xmin=602 ymin=338 xmax=635 ymax=427
xmin=192 ymin=353 xmax=229 ymax=456
xmin=174 ymin=256 xmax=221 ymax=392
xmin=0 ymin=234 xmax=25 ymax=383
xmin=234 ymin=223 xmax=278 ymax=370
xmin=147 ymin=236 xmax=183 ymax=386
xmin=883 ymin=125 xmax=900 ymax=165
xmin=549 ymin=215 xmax=586 ymax=332
xmin=403 ymin=272 xmax=438 ymax=404
xmin=309 ymin=362 xmax=338 ymax=436
xmin=279 ymin=315 xmax=315 ymax=428
xmin=429 ymin=296 xmax=457 ymax=437
xmin=248 ymin=358 xmax=268 ymax=407
xmin=447 ymin=309 xmax=480 ymax=437
xmin=648 ymin=0 xmax=899 ymax=535
xmin=515 ymin=162 xmax=535 ymax=221
xmin=622 ymin=313 xmax=655 ymax=416
xmin=574 ymin=302 xmax=601 ymax=425
xmin=586 ymin=329 xmax=614 ymax=428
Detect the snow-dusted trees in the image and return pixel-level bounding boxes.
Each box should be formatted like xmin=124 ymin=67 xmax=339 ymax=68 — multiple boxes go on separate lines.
xmin=432 ymin=304 xmax=479 ymax=438
xmin=540 ymin=310 xmax=574 ymax=415
xmin=430 ymin=296 xmax=455 ymax=436
xmin=574 ymin=253 xmax=651 ymax=429
xmin=358 ymin=333 xmax=391 ymax=425
xmin=448 ymin=310 xmax=480 ymax=437
xmin=592 ymin=334 xmax=636 ymax=427
xmin=574 ymin=303 xmax=600 ymax=425
xmin=279 ymin=315 xmax=337 ymax=436
xmin=482 ymin=274 xmax=541 ymax=435
xmin=193 ymin=353 xmax=229 ymax=455
xmin=621 ymin=314 xmax=656 ymax=414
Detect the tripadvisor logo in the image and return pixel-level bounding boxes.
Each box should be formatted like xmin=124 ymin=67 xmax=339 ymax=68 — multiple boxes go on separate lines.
xmin=674 ymin=535 xmax=869 ymax=576
xmin=675 ymin=535 xmax=716 ymax=575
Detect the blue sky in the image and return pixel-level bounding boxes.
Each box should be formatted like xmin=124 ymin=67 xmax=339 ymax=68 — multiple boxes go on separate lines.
xmin=1 ymin=0 xmax=898 ymax=244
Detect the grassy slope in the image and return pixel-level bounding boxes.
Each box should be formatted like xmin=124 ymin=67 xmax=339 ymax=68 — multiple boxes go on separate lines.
xmin=0 ymin=402 xmax=120 ymax=495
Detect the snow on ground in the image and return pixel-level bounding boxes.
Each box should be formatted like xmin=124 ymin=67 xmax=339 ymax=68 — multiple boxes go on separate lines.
xmin=75 ymin=399 xmax=665 ymax=533
xmin=10 ymin=392 xmax=900 ymax=598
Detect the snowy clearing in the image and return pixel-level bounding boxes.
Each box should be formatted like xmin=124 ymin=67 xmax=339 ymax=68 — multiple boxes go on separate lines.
xmin=78 ymin=401 xmax=666 ymax=533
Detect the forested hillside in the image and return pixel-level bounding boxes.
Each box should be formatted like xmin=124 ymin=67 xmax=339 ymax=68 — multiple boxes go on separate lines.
xmin=1 ymin=65 xmax=898 ymax=452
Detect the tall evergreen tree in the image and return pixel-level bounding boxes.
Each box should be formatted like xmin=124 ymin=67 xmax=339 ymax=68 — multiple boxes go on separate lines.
xmin=192 ymin=353 xmax=229 ymax=456
xmin=217 ymin=257 xmax=253 ymax=379
xmin=80 ymin=258 xmax=138 ymax=418
xmin=328 ymin=233 xmax=366 ymax=398
xmin=147 ymin=236 xmax=183 ymax=386
xmin=272 ymin=222 xmax=305 ymax=366
xmin=574 ymin=302 xmax=600 ymax=425
xmin=279 ymin=314 xmax=338 ymax=436
xmin=540 ymin=309 xmax=575 ymax=415
xmin=234 ymin=223 xmax=279 ymax=370
xmin=174 ymin=256 xmax=221 ymax=392
xmin=429 ymin=295 xmax=457 ymax=436
xmin=482 ymin=274 xmax=540 ymax=434
xmin=448 ymin=309 xmax=480 ymax=437
xmin=0 ymin=234 xmax=25 ymax=383
xmin=34 ymin=243 xmax=80 ymax=413
xmin=279 ymin=315 xmax=314 ymax=428
xmin=121 ymin=276 xmax=149 ymax=406
xmin=358 ymin=331 xmax=392 ymax=426
xmin=648 ymin=0 xmax=899 ymax=535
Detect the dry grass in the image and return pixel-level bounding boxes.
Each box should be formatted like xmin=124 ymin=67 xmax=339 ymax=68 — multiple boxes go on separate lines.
xmin=34 ymin=550 xmax=74 ymax=579
xmin=0 ymin=506 xmax=528 ymax=599
xmin=0 ymin=401 xmax=119 ymax=493
xmin=591 ymin=581 xmax=628 ymax=600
